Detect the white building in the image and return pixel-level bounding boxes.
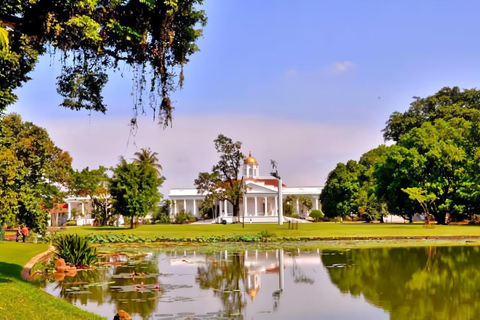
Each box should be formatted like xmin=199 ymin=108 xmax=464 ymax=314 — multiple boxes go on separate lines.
xmin=168 ymin=152 xmax=323 ymax=223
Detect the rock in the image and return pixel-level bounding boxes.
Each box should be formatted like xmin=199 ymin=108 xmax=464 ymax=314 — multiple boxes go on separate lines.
xmin=54 ymin=258 xmax=77 ymax=273
xmin=55 ymin=258 xmax=67 ymax=271
xmin=113 ymin=310 xmax=132 ymax=320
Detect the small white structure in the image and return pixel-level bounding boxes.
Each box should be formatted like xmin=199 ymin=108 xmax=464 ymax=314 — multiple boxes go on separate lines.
xmin=168 ymin=152 xmax=323 ymax=223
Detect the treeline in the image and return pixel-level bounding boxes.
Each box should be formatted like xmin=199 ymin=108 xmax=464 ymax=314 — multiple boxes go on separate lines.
xmin=0 ymin=114 xmax=165 ymax=232
xmin=320 ymin=87 xmax=480 ymax=223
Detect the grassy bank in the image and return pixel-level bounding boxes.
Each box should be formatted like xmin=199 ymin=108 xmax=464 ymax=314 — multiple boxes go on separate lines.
xmin=0 ymin=241 xmax=104 ymax=320
xmin=62 ymin=222 xmax=480 ymax=239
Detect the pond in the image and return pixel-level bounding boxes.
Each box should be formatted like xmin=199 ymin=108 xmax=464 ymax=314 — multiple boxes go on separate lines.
xmin=36 ymin=245 xmax=480 ymax=319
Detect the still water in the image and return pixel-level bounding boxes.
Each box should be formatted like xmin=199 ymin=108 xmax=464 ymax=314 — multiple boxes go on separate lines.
xmin=38 ymin=246 xmax=480 ymax=319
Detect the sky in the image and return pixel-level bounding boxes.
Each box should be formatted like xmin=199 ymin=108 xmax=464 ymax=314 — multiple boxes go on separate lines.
xmin=8 ymin=0 xmax=480 ymax=196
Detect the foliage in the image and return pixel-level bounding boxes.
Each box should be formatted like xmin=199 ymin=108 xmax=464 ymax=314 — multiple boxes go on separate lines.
xmin=69 ymin=166 xmax=113 ymax=226
xmin=383 ymin=87 xmax=480 ymax=141
xmin=320 ymin=160 xmax=360 ymax=219
xmin=133 ymin=147 xmax=163 ymax=176
xmin=0 ymin=0 xmax=207 ymax=126
xmin=0 ymin=114 xmax=72 ymax=232
xmin=53 ymin=234 xmax=98 ymax=267
xmin=152 ymin=200 xmax=171 ymax=223
xmin=174 ymin=209 xmax=196 ymax=224
xmin=195 ymin=134 xmax=245 ymax=220
xmin=110 ymin=155 xmax=165 ymax=228
xmin=309 ymin=210 xmax=324 ymax=222
xmin=64 ymin=220 xmax=77 ymax=226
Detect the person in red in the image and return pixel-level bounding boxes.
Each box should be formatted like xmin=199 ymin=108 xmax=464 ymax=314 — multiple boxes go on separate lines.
xmin=21 ymin=225 xmax=29 ymax=242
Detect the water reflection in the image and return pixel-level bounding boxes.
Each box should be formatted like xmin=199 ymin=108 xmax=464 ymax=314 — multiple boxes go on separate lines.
xmin=39 ymin=247 xmax=401 ymax=319
xmin=322 ymin=246 xmax=480 ymax=320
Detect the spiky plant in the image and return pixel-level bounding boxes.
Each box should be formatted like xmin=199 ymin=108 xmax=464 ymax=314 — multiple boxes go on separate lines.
xmin=53 ymin=234 xmax=98 ymax=268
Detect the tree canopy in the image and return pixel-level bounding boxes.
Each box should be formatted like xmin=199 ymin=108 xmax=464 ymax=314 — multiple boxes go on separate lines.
xmin=110 ymin=155 xmax=164 ymax=228
xmin=0 ymin=113 xmax=72 ymax=231
xmin=0 ymin=0 xmax=207 ymax=126
xmin=195 ymin=134 xmax=245 ymax=220
xmin=322 ymin=87 xmax=480 ymax=223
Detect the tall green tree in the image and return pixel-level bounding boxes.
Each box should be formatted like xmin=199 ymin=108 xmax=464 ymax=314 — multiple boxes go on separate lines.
xmin=0 ymin=0 xmax=207 ymax=126
xmin=110 ymin=156 xmax=164 ymax=228
xmin=320 ymin=160 xmax=360 ymax=219
xmin=195 ymin=134 xmax=245 ymax=221
xmin=376 ymin=117 xmax=480 ymax=223
xmin=0 ymin=114 xmax=72 ymax=231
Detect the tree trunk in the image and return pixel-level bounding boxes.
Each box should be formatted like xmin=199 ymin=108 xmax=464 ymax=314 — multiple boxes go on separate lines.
xmin=130 ymin=216 xmax=134 ymax=229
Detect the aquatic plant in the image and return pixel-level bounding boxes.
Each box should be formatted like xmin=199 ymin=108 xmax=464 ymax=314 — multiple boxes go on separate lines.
xmin=53 ymin=234 xmax=98 ymax=268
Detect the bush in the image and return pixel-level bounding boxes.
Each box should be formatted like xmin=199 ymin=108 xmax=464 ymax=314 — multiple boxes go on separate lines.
xmin=309 ymin=210 xmax=324 ymax=222
xmin=174 ymin=210 xmax=196 ymax=224
xmin=65 ymin=220 xmax=77 ymax=226
xmin=53 ymin=234 xmax=98 ymax=268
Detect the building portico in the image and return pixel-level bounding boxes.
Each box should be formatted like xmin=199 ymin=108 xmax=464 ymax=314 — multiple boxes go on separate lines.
xmin=169 ymin=152 xmax=323 ymax=223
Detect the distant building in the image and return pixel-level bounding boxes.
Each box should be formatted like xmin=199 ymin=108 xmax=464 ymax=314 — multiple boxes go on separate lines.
xmin=168 ymin=152 xmax=323 ymax=223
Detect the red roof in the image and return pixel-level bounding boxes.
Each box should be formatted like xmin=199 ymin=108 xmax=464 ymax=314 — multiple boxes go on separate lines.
xmin=50 ymin=203 xmax=68 ymax=214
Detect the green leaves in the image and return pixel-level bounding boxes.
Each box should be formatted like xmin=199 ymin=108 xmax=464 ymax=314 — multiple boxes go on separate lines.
xmin=110 ymin=155 xmax=164 ymax=228
xmin=53 ymin=234 xmax=98 ymax=267
xmin=0 ymin=28 xmax=9 ymax=54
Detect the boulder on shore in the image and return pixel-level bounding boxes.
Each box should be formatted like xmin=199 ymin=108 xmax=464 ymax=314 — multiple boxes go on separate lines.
xmin=113 ymin=310 xmax=132 ymax=320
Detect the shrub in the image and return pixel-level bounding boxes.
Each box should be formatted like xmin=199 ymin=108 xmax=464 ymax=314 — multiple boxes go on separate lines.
xmin=53 ymin=234 xmax=98 ymax=268
xmin=65 ymin=220 xmax=77 ymax=226
xmin=174 ymin=210 xmax=196 ymax=224
xmin=309 ymin=210 xmax=324 ymax=222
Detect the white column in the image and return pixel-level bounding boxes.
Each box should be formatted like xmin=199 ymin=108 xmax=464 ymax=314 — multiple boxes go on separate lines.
xmin=174 ymin=200 xmax=177 ymax=215
xmin=183 ymin=199 xmax=187 ymax=213
xmin=193 ymin=199 xmax=197 ymax=217
xmin=254 ymin=197 xmax=258 ymax=216
xmin=274 ymin=196 xmax=278 ymax=216
xmin=219 ymin=200 xmax=224 ymax=217
xmin=67 ymin=202 xmax=71 ymax=220
xmin=81 ymin=202 xmax=85 ymax=217
xmin=264 ymin=197 xmax=267 ymax=216
xmin=224 ymin=200 xmax=228 ymax=216
xmin=243 ymin=196 xmax=247 ymax=217
xmin=296 ymin=198 xmax=300 ymax=215
xmin=278 ymin=178 xmax=283 ymax=225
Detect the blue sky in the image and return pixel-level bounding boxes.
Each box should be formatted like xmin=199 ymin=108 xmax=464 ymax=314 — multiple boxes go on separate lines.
xmin=8 ymin=0 xmax=480 ymax=194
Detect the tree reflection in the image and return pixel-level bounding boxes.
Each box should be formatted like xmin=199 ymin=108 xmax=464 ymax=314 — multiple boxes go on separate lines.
xmin=322 ymin=246 xmax=480 ymax=319
xmin=196 ymin=252 xmax=247 ymax=318
xmin=51 ymin=253 xmax=161 ymax=319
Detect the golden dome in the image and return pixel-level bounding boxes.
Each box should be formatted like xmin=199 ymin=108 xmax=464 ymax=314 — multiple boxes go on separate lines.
xmin=244 ymin=152 xmax=258 ymax=165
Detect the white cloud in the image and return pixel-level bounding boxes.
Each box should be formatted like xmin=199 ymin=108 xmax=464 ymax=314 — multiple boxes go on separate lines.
xmin=332 ymin=61 xmax=355 ymax=73
xmin=37 ymin=114 xmax=383 ymax=196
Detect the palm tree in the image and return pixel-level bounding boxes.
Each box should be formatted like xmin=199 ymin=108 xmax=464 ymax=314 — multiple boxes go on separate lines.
xmin=133 ymin=148 xmax=163 ymax=175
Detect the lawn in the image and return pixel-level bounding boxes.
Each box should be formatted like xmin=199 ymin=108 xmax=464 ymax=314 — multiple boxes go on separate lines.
xmin=62 ymin=222 xmax=480 ymax=239
xmin=0 ymin=241 xmax=104 ymax=320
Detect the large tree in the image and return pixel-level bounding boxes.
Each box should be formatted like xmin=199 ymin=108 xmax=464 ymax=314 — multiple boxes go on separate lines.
xmin=110 ymin=156 xmax=164 ymax=228
xmin=375 ymin=117 xmax=480 ymax=223
xmin=383 ymin=87 xmax=480 ymax=142
xmin=195 ymin=134 xmax=245 ymax=222
xmin=0 ymin=0 xmax=207 ymax=126
xmin=70 ymin=166 xmax=113 ymax=226
xmin=320 ymin=160 xmax=360 ymax=219
xmin=0 ymin=113 xmax=72 ymax=231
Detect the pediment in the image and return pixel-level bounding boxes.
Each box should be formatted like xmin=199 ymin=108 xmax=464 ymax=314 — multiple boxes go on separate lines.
xmin=244 ymin=181 xmax=277 ymax=194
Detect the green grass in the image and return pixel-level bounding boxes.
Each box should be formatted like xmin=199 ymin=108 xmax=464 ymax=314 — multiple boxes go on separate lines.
xmin=0 ymin=241 xmax=104 ymax=320
xmin=62 ymin=222 xmax=480 ymax=239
